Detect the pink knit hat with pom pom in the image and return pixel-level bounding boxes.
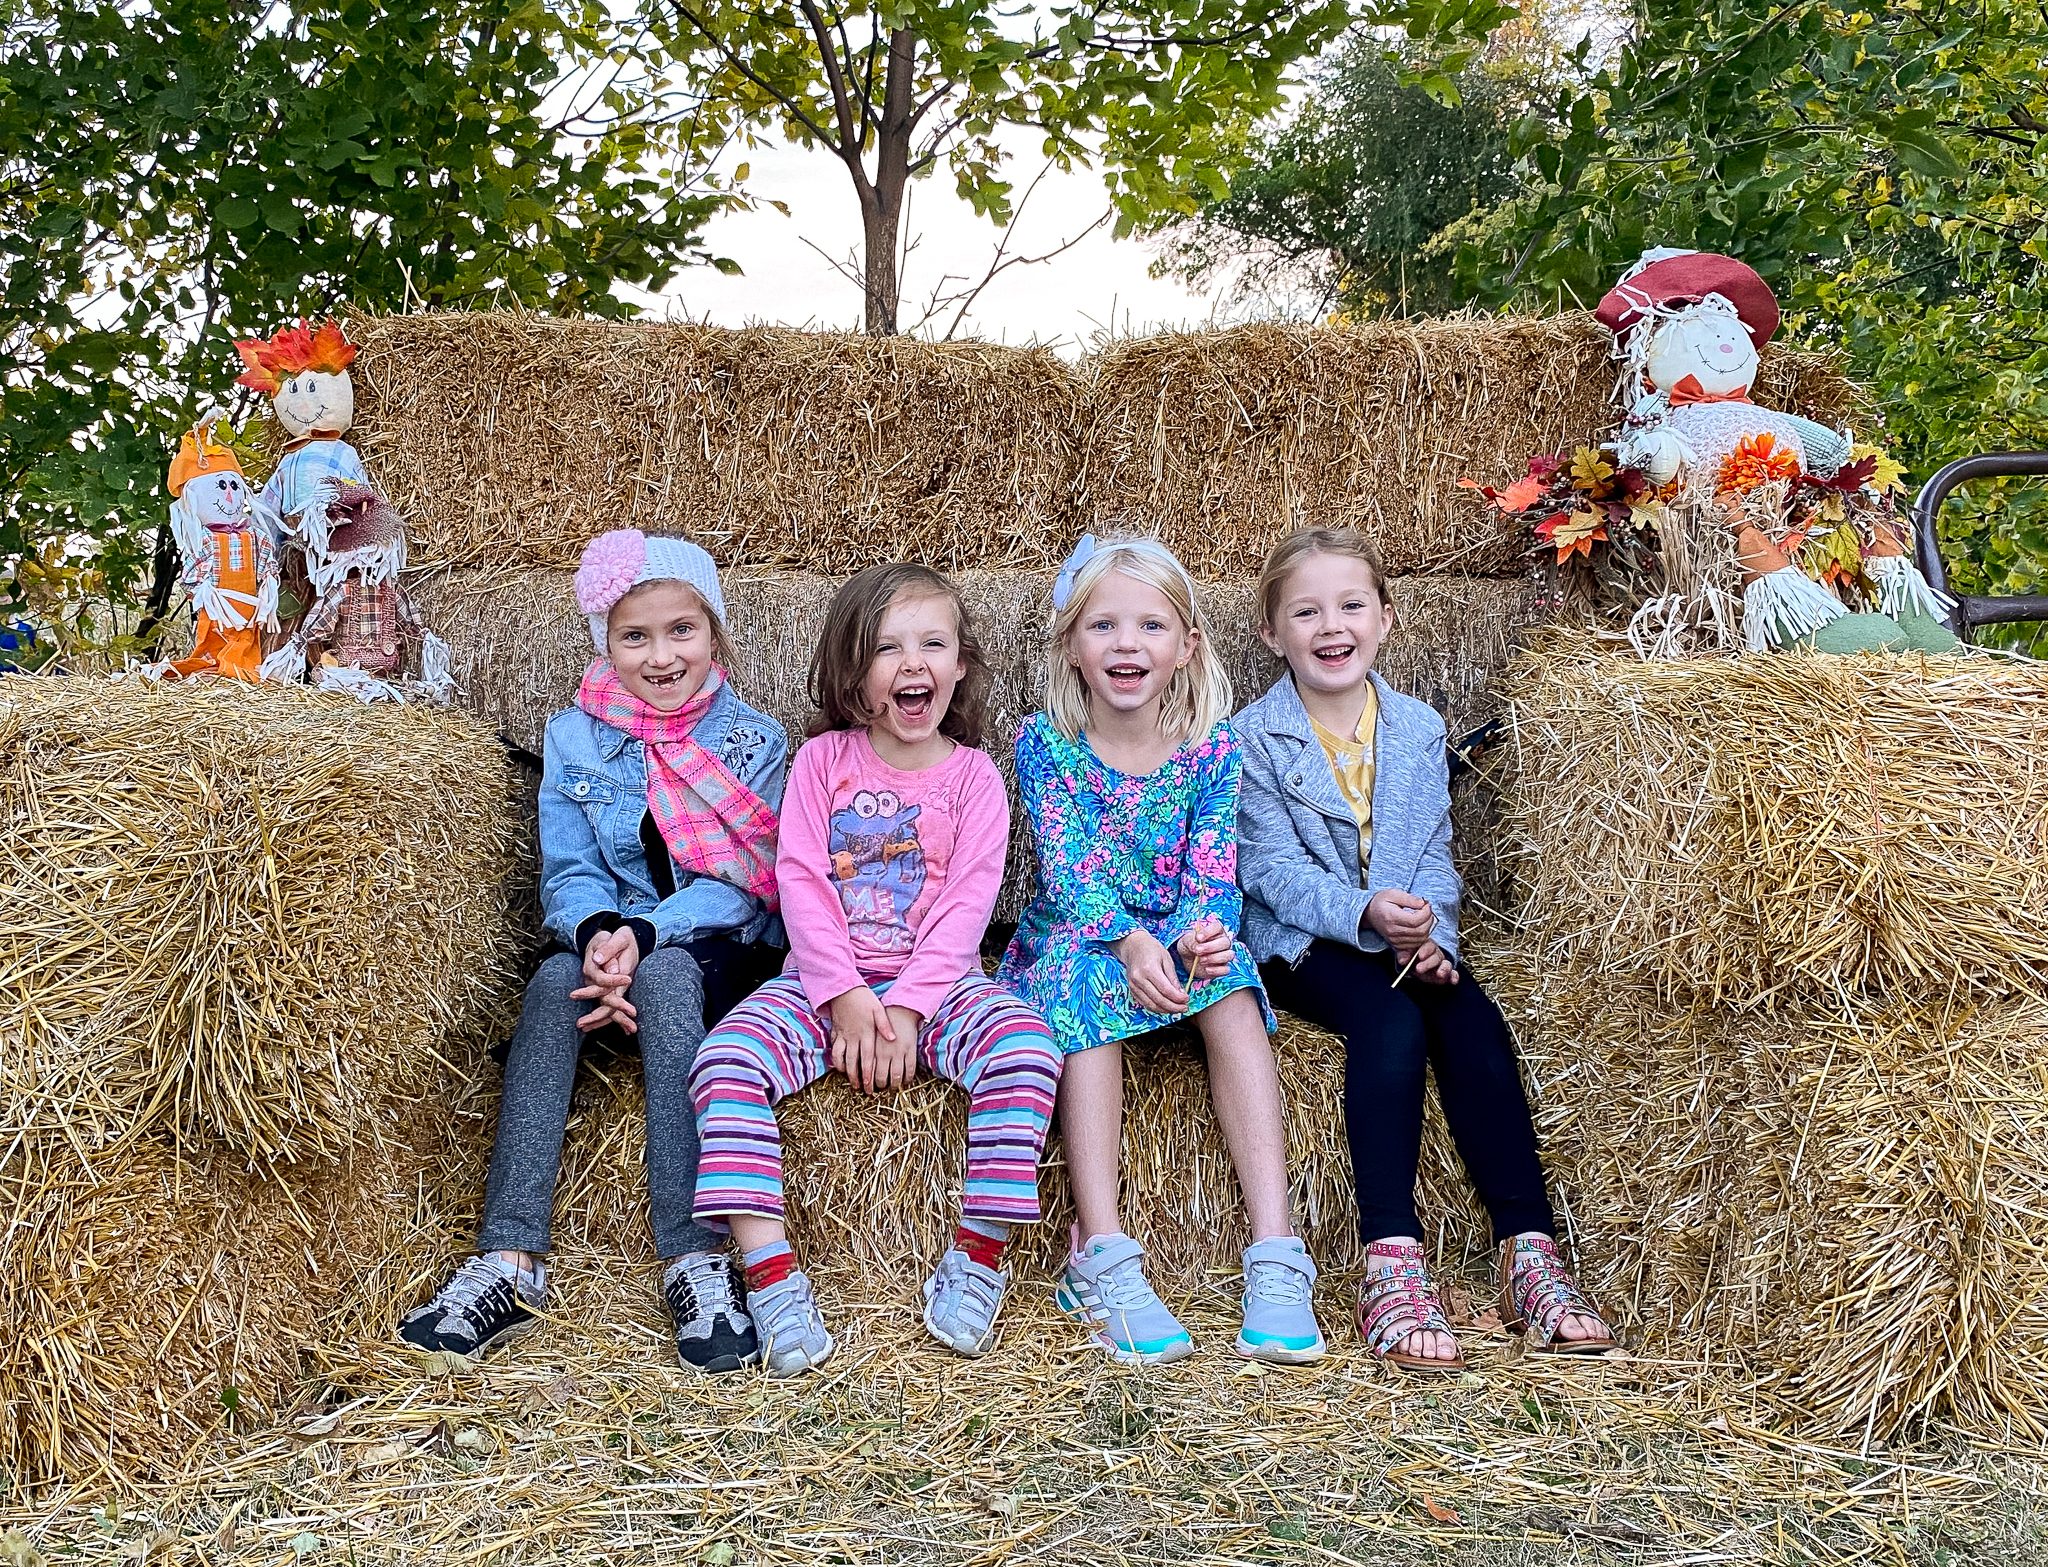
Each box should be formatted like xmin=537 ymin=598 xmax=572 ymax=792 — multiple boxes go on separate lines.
xmin=573 ymin=529 xmax=727 ymax=653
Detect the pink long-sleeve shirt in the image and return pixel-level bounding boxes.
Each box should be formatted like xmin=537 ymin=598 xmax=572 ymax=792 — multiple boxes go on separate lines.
xmin=776 ymin=728 xmax=1010 ymax=1020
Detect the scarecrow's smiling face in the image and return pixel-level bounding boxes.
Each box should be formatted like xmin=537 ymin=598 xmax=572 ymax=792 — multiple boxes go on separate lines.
xmin=272 ymin=370 xmax=354 ymax=439
xmin=187 ymin=470 xmax=250 ymax=533
xmin=1645 ymin=305 xmax=1759 ymax=398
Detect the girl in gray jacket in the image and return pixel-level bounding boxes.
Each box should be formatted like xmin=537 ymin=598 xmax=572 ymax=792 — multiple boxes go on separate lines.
xmin=1235 ymin=527 xmax=1612 ymax=1372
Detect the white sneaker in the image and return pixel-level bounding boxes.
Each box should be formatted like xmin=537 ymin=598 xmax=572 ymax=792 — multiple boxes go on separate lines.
xmin=923 ymin=1247 xmax=1011 ymax=1357
xmin=1236 ymin=1237 xmax=1325 ymax=1363
xmin=749 ymin=1270 xmax=834 ymax=1376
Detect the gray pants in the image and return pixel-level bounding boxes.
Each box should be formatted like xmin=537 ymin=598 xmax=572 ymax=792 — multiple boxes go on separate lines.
xmin=478 ymin=945 xmax=722 ymax=1259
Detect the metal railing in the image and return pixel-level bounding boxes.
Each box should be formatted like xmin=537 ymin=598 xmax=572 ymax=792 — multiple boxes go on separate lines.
xmin=1910 ymin=453 xmax=2048 ymax=643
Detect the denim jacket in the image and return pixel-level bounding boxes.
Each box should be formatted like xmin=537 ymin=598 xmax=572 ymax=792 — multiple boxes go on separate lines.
xmin=1233 ymin=670 xmax=1462 ymax=967
xmin=539 ymin=680 xmax=788 ymax=955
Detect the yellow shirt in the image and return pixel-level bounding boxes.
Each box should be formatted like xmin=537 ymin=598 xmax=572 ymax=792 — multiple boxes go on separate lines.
xmin=1308 ymin=685 xmax=1378 ymax=873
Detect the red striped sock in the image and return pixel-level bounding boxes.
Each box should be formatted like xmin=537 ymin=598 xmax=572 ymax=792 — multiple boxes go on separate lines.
xmin=955 ymin=1222 xmax=1006 ymax=1271
xmin=742 ymin=1240 xmax=794 ymax=1292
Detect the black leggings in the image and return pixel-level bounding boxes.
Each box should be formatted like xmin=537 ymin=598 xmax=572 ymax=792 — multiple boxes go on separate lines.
xmin=1261 ymin=940 xmax=1554 ymax=1246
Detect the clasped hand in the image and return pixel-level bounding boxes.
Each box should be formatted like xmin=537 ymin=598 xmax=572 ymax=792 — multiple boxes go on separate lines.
xmin=1117 ymin=914 xmax=1233 ymax=1016
xmin=1365 ymin=890 xmax=1458 ymax=986
xmin=827 ymin=986 xmax=920 ymax=1094
xmin=574 ymin=927 xmax=642 ymax=1033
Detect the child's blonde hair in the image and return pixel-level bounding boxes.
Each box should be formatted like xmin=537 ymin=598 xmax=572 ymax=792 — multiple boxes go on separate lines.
xmin=1256 ymin=526 xmax=1392 ymax=630
xmin=1045 ymin=536 xmax=1232 ymax=743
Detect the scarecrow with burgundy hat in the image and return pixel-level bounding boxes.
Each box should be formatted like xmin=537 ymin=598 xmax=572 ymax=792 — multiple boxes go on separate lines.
xmin=151 ymin=417 xmax=280 ymax=681
xmin=261 ymin=477 xmax=452 ymax=702
xmin=1595 ymin=247 xmax=1956 ymax=653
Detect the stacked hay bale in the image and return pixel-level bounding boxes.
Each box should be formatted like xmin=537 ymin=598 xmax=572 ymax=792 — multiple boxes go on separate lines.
xmin=0 ymin=677 xmax=530 ymax=1485
xmin=356 ymin=308 xmax=1854 ymax=1306
xmin=1490 ymin=640 xmax=2048 ymax=1439
xmin=346 ymin=315 xmax=1083 ymax=574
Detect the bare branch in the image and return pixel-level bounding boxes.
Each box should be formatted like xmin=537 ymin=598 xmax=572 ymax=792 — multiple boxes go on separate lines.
xmin=897 ymin=160 xmax=1111 ymax=339
xmin=667 ymin=1 xmax=839 ymax=149
xmin=800 ymin=233 xmax=868 ymax=291
xmin=799 ymin=0 xmax=863 ymax=153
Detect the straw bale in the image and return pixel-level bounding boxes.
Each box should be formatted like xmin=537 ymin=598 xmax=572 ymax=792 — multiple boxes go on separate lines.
xmin=0 ymin=676 xmax=533 ymax=1163
xmin=1078 ymin=316 xmax=1854 ymax=579
xmin=1495 ymin=637 xmax=2048 ymax=1011
xmin=1485 ymin=950 xmax=2048 ymax=1442
xmin=345 ymin=312 xmax=1084 ymax=574
xmin=394 ymin=1018 xmax=1491 ymax=1302
xmin=0 ymin=1088 xmax=480 ymax=1488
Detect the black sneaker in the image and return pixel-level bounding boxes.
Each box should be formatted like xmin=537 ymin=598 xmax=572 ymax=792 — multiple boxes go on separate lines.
xmin=398 ymin=1255 xmax=542 ymax=1368
xmin=663 ymin=1251 xmax=760 ymax=1373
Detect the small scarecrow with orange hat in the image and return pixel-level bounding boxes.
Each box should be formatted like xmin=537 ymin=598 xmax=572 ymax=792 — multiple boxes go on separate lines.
xmin=261 ymin=478 xmax=452 ymax=703
xmin=153 ymin=418 xmax=281 ymax=681
xmin=1594 ymin=247 xmax=1957 ymax=654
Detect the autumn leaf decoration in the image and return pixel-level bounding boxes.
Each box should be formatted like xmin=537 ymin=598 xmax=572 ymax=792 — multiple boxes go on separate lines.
xmin=234 ymin=319 xmax=359 ymax=395
xmin=1461 ymin=445 xmax=1656 ymax=563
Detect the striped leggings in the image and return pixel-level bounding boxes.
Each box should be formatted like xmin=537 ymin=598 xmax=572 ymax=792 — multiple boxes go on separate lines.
xmin=690 ymin=974 xmax=1061 ymax=1228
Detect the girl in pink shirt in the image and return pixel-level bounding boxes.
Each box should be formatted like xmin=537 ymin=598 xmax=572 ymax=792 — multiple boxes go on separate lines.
xmin=690 ymin=563 xmax=1061 ymax=1375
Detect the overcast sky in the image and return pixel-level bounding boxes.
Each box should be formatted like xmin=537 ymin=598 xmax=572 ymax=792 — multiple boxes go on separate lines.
xmin=621 ymin=127 xmax=1233 ymax=353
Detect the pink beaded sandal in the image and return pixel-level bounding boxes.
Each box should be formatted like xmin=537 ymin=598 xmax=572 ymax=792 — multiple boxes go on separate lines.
xmin=1497 ymin=1234 xmax=1614 ymax=1356
xmin=1356 ymin=1240 xmax=1465 ymax=1373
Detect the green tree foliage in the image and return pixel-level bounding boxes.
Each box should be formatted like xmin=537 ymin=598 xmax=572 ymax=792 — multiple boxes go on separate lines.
xmin=2 ymin=0 xmax=726 ymax=645
xmin=1449 ymin=0 xmax=2048 ymax=619
xmin=1164 ymin=37 xmax=1530 ymax=317
xmin=649 ymin=0 xmax=1353 ymax=333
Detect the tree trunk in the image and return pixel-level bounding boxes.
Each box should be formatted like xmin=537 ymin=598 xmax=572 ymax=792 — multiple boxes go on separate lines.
xmin=857 ymin=27 xmax=918 ymax=335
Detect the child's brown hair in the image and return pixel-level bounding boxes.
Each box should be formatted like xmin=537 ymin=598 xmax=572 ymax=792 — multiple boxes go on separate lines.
xmin=1256 ymin=526 xmax=1393 ymax=628
xmin=805 ymin=562 xmax=991 ymax=747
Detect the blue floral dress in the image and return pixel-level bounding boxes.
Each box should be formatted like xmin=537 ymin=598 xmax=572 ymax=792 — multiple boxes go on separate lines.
xmin=997 ymin=714 xmax=1272 ymax=1054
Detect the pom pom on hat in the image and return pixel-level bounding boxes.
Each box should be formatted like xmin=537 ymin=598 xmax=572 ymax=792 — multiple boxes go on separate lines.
xmin=575 ymin=529 xmax=727 ymax=653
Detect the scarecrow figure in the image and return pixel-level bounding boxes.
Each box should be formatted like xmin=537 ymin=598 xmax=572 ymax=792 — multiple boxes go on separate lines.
xmin=1595 ymin=247 xmax=1957 ymax=653
xmin=234 ymin=318 xmax=370 ymax=624
xmin=151 ymin=420 xmax=280 ymax=681
xmin=262 ymin=478 xmax=452 ymax=703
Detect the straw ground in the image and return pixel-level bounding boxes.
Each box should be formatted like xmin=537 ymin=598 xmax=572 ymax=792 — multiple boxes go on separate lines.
xmin=10 ymin=1282 xmax=2048 ymax=1567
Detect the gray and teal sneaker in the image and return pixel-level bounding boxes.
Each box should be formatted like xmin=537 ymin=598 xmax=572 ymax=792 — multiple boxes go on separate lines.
xmin=923 ymin=1246 xmax=1011 ymax=1357
xmin=1056 ymin=1231 xmax=1195 ymax=1365
xmin=1236 ymin=1236 xmax=1325 ymax=1364
xmin=750 ymin=1269 xmax=834 ymax=1376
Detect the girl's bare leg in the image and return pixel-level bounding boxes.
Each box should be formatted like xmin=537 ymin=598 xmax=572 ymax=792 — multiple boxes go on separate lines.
xmin=1057 ymin=1041 xmax=1126 ymax=1244
xmin=1193 ymin=990 xmax=1293 ymax=1239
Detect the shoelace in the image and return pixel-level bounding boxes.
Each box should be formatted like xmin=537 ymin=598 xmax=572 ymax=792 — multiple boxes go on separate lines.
xmin=670 ymin=1255 xmax=738 ymax=1322
xmin=754 ymin=1273 xmax=816 ymax=1341
xmin=1246 ymin=1257 xmax=1309 ymax=1306
xmin=1095 ymin=1253 xmax=1163 ymax=1313
xmin=434 ymin=1256 xmax=517 ymax=1330
xmin=935 ymin=1254 xmax=1002 ymax=1325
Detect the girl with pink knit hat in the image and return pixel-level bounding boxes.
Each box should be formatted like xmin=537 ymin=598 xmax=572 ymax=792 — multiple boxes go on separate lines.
xmin=400 ymin=529 xmax=787 ymax=1374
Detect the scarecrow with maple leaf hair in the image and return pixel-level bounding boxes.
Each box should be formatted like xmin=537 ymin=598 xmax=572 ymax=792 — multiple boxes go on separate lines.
xmin=1467 ymin=249 xmax=1959 ymax=656
xmin=233 ymin=320 xmax=371 ymax=622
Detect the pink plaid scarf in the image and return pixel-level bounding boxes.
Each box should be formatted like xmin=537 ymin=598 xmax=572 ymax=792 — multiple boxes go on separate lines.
xmin=576 ymin=661 xmax=780 ymax=909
